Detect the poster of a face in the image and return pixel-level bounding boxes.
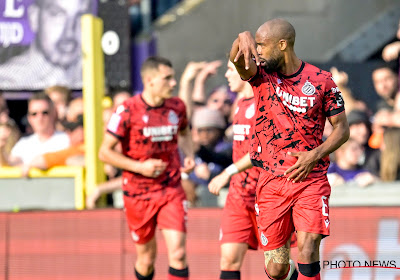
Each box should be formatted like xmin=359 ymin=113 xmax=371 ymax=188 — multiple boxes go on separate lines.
xmin=0 ymin=0 xmax=96 ymax=90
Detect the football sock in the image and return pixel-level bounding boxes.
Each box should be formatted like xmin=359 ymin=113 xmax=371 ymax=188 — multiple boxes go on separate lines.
xmin=298 ymin=262 xmax=320 ymax=280
xmin=220 ymin=270 xmax=241 ymax=279
xmin=168 ymin=266 xmax=189 ymax=280
xmin=135 ymin=268 xmax=154 ymax=280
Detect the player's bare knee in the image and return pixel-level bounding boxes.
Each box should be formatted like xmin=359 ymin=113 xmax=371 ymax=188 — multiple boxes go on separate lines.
xmin=137 ymin=254 xmax=156 ymax=268
xmin=170 ymin=247 xmax=187 ymax=264
xmin=298 ymin=233 xmax=321 ymax=261
xmin=264 ymin=246 xmax=290 ymax=278
xmin=221 ymin=254 xmax=241 ymax=270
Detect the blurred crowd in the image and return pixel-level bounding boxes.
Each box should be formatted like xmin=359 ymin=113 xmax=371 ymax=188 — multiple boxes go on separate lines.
xmin=0 ymin=18 xmax=399 ymax=209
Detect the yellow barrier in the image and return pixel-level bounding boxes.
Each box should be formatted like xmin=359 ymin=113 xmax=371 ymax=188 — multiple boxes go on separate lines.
xmin=0 ymin=166 xmax=86 ymax=210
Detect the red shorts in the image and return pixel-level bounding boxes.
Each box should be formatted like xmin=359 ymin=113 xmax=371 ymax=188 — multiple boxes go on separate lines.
xmin=256 ymin=171 xmax=331 ymax=251
xmin=220 ymin=192 xmax=259 ymax=250
xmin=123 ymin=187 xmax=187 ymax=244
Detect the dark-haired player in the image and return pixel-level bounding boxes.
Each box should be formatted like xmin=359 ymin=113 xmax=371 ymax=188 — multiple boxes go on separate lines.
xmin=99 ymin=56 xmax=195 ymax=280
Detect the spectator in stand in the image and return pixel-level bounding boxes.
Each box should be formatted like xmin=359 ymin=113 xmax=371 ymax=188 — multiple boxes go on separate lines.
xmin=371 ymin=63 xmax=399 ymax=112
xmin=6 ymin=93 xmax=70 ymax=166
xmin=186 ymin=108 xmax=232 ymax=204
xmin=44 ymin=85 xmax=72 ymax=123
xmin=0 ymin=120 xmax=21 ymax=167
xmin=382 ymin=19 xmax=400 ymax=67
xmin=380 ymin=127 xmax=400 ymax=181
xmin=327 ymin=138 xmax=376 ymax=188
xmin=330 ymin=67 xmax=367 ymax=114
xmin=65 ymin=97 xmax=84 ymax=122
xmin=0 ymin=92 xmax=12 ymax=124
xmin=112 ymin=89 xmax=132 ymax=108
xmin=366 ymin=127 xmax=400 ymax=182
xmin=179 ymin=60 xmax=235 ymax=124
xmin=20 ymin=115 xmax=85 ymax=176
xmin=179 ymin=61 xmax=207 ymax=118
xmin=346 ymin=110 xmax=376 ymax=166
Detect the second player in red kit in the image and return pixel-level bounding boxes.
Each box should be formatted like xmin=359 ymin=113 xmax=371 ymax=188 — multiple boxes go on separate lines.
xmin=100 ymin=56 xmax=195 ymax=280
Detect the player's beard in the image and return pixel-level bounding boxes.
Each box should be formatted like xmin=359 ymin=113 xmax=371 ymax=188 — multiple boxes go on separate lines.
xmin=262 ymin=57 xmax=281 ymax=73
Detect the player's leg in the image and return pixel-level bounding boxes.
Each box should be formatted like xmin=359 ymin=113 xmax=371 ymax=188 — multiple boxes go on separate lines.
xmin=219 ymin=192 xmax=258 ymax=279
xmin=296 ymin=231 xmax=322 ymax=280
xmin=134 ymin=237 xmax=157 ymax=279
xmin=255 ymin=171 xmax=297 ymax=280
xmin=123 ymin=195 xmax=159 ymax=280
xmin=292 ymin=176 xmax=331 ymax=280
xmin=220 ymin=242 xmax=248 ymax=279
xmin=263 ymin=237 xmax=297 ymax=280
xmin=158 ymin=189 xmax=189 ymax=279
xmin=162 ymin=229 xmax=189 ymax=280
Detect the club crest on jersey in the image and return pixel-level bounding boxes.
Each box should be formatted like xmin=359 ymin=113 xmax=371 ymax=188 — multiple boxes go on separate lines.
xmin=301 ymin=80 xmax=315 ymax=96
xmin=168 ymin=110 xmax=179 ymax=125
xmin=142 ymin=115 xmax=149 ymax=123
xmin=261 ymin=232 xmax=268 ymax=246
xmin=245 ymin=104 xmax=255 ymax=119
xmin=131 ymin=230 xmax=139 ymax=242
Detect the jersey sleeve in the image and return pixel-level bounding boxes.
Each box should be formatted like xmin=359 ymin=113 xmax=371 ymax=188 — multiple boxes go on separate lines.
xmin=106 ymin=103 xmax=131 ymax=138
xmin=323 ymin=75 xmax=345 ymax=117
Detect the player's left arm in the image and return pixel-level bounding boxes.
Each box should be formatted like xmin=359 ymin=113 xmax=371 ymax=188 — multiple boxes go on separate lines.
xmin=208 ymin=152 xmax=253 ymax=196
xmin=285 ymin=113 xmax=350 ymax=182
xmin=178 ymin=126 xmax=195 ymax=174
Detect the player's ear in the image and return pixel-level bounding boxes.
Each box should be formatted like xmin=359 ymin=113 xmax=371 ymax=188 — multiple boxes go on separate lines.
xmin=28 ymin=3 xmax=40 ymax=33
xmin=279 ymin=39 xmax=287 ymax=51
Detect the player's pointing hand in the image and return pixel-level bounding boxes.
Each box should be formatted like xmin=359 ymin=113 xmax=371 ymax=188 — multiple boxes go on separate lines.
xmin=235 ymin=31 xmax=260 ymax=69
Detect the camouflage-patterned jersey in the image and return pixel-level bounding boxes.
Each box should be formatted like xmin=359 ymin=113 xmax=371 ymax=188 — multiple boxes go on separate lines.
xmin=230 ymin=96 xmax=259 ymax=204
xmin=247 ymin=61 xmax=345 ymax=177
xmin=106 ymin=94 xmax=188 ymax=196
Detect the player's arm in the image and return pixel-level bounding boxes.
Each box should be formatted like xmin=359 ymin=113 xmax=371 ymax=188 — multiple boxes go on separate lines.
xmin=230 ymin=32 xmax=259 ymax=80
xmin=284 ymin=113 xmax=350 ymax=182
xmin=99 ymin=132 xmax=166 ymax=178
xmin=208 ymin=152 xmax=253 ymax=196
xmin=320 ymin=112 xmax=350 ymax=157
xmin=178 ymin=126 xmax=195 ymax=174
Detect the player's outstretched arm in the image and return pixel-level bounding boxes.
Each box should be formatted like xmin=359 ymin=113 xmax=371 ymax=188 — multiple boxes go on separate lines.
xmin=230 ymin=32 xmax=259 ymax=80
xmin=208 ymin=153 xmax=253 ymax=196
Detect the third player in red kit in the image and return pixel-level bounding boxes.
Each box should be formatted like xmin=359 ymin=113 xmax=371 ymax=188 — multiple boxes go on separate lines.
xmin=230 ymin=19 xmax=349 ymax=280
xmin=208 ymin=61 xmax=260 ymax=280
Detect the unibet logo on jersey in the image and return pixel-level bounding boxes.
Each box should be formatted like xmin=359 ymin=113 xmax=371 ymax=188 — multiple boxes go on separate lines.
xmin=233 ymin=124 xmax=251 ymax=141
xmin=143 ymin=125 xmax=179 ymax=142
xmin=276 ymin=86 xmax=316 ymax=113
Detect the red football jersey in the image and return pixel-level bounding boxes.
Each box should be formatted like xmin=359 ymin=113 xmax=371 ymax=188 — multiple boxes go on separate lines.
xmin=247 ymin=61 xmax=345 ymax=177
xmin=229 ymin=96 xmax=260 ymax=201
xmin=106 ymin=94 xmax=188 ymax=195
